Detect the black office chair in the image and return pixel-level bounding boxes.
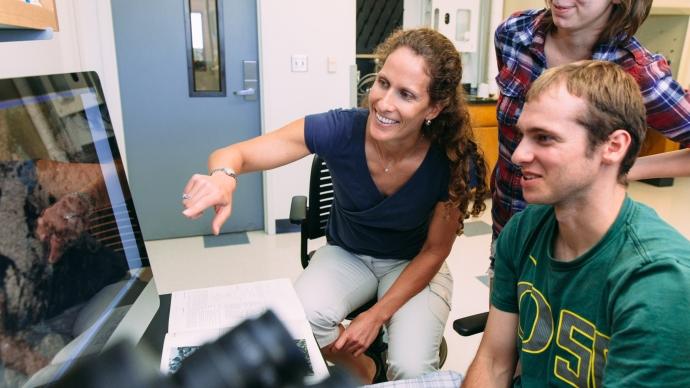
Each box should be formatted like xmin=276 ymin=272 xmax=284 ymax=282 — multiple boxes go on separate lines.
xmin=289 ymin=155 xmax=448 ymax=370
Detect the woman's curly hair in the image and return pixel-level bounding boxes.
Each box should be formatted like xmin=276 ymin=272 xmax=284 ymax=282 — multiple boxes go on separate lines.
xmin=373 ymin=28 xmax=489 ymax=235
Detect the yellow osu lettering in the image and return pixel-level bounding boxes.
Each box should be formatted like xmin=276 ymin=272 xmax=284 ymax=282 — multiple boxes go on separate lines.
xmin=517 ymin=282 xmax=554 ymax=354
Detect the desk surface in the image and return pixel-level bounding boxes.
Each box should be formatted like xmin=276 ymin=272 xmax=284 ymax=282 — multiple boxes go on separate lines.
xmin=138 ymin=294 xmax=171 ymax=357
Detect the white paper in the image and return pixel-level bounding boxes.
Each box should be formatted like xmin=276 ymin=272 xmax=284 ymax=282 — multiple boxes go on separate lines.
xmin=160 ymin=278 xmax=329 ymax=384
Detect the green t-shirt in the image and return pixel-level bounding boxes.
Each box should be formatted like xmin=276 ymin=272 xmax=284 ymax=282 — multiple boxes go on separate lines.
xmin=492 ymin=197 xmax=690 ymax=387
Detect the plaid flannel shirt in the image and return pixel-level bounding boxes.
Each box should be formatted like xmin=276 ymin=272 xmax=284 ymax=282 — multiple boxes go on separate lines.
xmin=491 ymin=9 xmax=690 ymax=238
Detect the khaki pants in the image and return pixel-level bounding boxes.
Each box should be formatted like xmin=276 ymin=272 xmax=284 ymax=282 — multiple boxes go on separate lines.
xmin=294 ymin=244 xmax=453 ymax=381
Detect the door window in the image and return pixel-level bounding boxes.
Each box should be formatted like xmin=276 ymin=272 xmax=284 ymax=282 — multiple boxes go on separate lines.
xmin=184 ymin=0 xmax=226 ymax=96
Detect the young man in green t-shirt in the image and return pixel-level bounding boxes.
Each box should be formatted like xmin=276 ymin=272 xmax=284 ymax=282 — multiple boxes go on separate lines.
xmin=463 ymin=60 xmax=690 ymax=387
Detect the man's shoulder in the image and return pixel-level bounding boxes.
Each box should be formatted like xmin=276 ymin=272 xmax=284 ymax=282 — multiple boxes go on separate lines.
xmin=626 ymin=200 xmax=687 ymax=238
xmin=624 ymin=200 xmax=690 ymax=259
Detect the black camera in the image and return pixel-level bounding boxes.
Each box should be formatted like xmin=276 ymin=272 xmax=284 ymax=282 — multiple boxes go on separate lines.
xmin=53 ymin=310 xmax=356 ymax=388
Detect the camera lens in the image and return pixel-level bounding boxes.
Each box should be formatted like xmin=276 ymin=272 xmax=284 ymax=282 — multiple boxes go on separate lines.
xmin=55 ymin=310 xmax=354 ymax=388
xmin=171 ymin=310 xmax=310 ymax=388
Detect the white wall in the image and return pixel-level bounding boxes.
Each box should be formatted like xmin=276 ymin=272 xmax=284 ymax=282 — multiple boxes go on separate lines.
xmin=0 ymin=2 xmax=79 ymax=75
xmin=0 ymin=0 xmax=126 ymax=171
xmin=257 ymin=0 xmax=356 ymax=234
xmin=503 ymin=0 xmax=544 ymax=17
xmin=487 ymin=0 xmax=505 ymax=90
xmin=403 ymin=0 xmax=424 ymax=28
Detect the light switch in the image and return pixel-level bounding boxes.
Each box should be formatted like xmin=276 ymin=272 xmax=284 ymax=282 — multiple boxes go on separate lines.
xmin=291 ymin=55 xmax=308 ymax=72
xmin=327 ymin=56 xmax=337 ymax=73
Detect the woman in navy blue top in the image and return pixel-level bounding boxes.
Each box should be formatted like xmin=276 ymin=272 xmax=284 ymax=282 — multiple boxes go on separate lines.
xmin=182 ymin=28 xmax=488 ymax=383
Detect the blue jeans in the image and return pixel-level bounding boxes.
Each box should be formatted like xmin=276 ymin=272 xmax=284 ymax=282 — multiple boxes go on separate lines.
xmin=294 ymin=244 xmax=453 ymax=380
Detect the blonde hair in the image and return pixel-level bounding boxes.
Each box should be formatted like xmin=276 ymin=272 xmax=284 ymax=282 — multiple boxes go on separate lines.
xmin=527 ymin=60 xmax=646 ymax=182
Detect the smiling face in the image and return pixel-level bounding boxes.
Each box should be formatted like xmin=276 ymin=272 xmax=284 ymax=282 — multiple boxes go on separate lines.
xmin=512 ymin=82 xmax=605 ymax=206
xmin=548 ymin=0 xmax=617 ymax=34
xmin=367 ymin=46 xmax=441 ymax=144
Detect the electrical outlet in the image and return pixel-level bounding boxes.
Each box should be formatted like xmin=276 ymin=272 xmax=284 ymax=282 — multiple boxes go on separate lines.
xmin=291 ymin=55 xmax=308 ymax=72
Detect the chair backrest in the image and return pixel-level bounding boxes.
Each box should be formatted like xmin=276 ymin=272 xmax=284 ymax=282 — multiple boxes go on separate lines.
xmin=299 ymin=155 xmax=333 ymax=267
xmin=304 ymin=155 xmax=333 ymax=239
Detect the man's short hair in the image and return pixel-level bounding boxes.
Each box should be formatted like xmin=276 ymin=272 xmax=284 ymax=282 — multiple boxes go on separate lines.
xmin=526 ymin=60 xmax=647 ymax=183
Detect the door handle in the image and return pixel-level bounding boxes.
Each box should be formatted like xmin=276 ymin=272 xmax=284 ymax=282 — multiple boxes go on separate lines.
xmin=236 ymin=60 xmax=258 ymax=101
xmin=233 ymin=88 xmax=255 ymax=96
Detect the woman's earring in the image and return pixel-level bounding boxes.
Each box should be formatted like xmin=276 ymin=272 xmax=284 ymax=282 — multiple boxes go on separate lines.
xmin=425 ymin=119 xmax=432 ymax=126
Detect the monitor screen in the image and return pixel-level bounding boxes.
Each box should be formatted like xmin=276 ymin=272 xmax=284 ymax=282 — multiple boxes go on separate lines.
xmin=0 ymin=72 xmax=158 ymax=387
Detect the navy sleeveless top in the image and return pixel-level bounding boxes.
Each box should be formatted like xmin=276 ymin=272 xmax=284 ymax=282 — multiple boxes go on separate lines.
xmin=304 ymin=108 xmax=450 ymax=260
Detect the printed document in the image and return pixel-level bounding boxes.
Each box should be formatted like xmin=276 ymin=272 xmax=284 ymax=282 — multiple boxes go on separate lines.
xmin=159 ymin=278 xmax=329 ymax=384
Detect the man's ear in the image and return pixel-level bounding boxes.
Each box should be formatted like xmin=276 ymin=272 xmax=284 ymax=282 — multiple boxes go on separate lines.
xmin=602 ymin=129 xmax=631 ymax=165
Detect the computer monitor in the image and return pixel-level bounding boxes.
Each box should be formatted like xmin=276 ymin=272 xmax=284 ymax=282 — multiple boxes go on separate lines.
xmin=0 ymin=71 xmax=158 ymax=387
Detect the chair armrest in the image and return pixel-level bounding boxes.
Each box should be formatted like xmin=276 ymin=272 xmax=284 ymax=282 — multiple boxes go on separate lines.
xmin=289 ymin=196 xmax=307 ymax=225
xmin=453 ymin=311 xmax=489 ymax=336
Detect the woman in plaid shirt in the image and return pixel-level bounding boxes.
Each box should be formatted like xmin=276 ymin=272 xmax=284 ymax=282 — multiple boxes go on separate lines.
xmin=491 ymin=0 xmax=690 ymax=252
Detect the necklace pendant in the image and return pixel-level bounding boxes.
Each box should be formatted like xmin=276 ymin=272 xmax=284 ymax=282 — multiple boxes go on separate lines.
xmin=384 ymin=167 xmax=390 ymax=173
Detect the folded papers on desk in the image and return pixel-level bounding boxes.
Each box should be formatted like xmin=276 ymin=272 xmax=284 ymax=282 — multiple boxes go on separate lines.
xmin=159 ymin=278 xmax=329 ymax=384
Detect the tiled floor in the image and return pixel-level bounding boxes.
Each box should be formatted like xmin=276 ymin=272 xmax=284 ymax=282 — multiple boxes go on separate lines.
xmin=146 ymin=177 xmax=690 ymax=376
